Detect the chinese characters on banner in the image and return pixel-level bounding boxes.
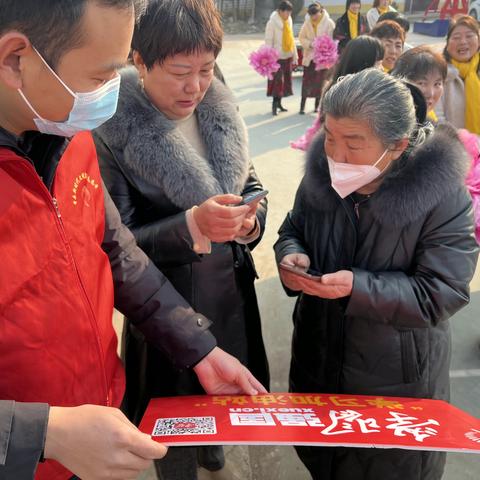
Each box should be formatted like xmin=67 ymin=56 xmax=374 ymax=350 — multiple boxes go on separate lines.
xmin=139 ymin=393 xmax=480 ymax=453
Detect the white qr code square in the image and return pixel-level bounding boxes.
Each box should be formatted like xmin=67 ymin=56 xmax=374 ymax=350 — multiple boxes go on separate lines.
xmin=152 ymin=417 xmax=217 ymax=436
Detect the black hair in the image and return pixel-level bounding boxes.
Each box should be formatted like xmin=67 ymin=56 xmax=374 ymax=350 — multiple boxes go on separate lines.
xmin=278 ymin=1 xmax=293 ymax=11
xmin=391 ymin=46 xmax=448 ymax=82
xmin=346 ymin=0 xmax=361 ymax=9
xmin=333 ymin=36 xmax=384 ymax=80
xmin=132 ymin=0 xmax=223 ymax=70
xmin=0 ymin=0 xmax=141 ymax=68
xmin=307 ymin=3 xmax=322 ymax=15
xmin=377 ymin=11 xmax=410 ymax=33
xmin=403 ymin=82 xmax=427 ymax=124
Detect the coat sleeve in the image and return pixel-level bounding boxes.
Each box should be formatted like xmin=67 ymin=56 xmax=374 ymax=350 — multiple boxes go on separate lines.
xmin=94 ymin=134 xmax=201 ymax=268
xmin=274 ymin=180 xmax=310 ymax=296
xmin=299 ymin=23 xmax=311 ymax=50
xmin=265 ymin=19 xmax=275 ymax=48
xmin=238 ymin=157 xmax=268 ymax=250
xmin=102 ymin=186 xmax=217 ymax=369
xmin=0 ymin=401 xmax=49 ymax=478
xmin=366 ymin=8 xmax=378 ymax=30
xmin=346 ymin=188 xmax=479 ymax=328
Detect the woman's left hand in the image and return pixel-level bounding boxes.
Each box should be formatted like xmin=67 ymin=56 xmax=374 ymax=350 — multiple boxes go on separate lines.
xmin=295 ymin=270 xmax=353 ymax=299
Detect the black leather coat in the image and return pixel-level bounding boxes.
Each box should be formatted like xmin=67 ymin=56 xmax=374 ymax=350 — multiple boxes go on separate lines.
xmin=94 ymin=70 xmax=269 ymax=422
xmin=333 ymin=12 xmax=370 ymax=52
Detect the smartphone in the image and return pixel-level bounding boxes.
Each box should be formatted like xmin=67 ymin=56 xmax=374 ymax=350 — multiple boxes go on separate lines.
xmin=279 ymin=263 xmax=323 ymax=281
xmin=239 ymin=190 xmax=269 ymax=206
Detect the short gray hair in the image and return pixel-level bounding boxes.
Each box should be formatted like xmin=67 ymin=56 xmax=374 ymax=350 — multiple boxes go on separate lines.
xmin=322 ymin=68 xmax=416 ymax=147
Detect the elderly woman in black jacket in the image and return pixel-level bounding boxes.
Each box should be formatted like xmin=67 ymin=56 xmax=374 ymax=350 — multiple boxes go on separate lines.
xmin=275 ymin=69 xmax=478 ymax=479
xmin=93 ymin=0 xmax=269 ymax=478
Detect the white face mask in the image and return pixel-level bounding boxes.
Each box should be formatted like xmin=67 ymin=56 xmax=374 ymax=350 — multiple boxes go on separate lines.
xmin=17 ymin=48 xmax=120 ymax=137
xmin=327 ymin=149 xmax=389 ymax=198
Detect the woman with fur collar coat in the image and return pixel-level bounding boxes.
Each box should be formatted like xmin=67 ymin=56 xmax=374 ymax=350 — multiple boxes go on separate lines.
xmin=275 ymin=70 xmax=478 ymax=479
xmin=94 ymin=1 xmax=269 ymax=478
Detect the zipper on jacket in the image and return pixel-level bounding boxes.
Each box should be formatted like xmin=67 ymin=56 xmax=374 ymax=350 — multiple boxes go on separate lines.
xmin=336 ymin=196 xmax=360 ymax=392
xmin=52 ymin=197 xmax=62 ymax=219
xmin=16 ymin=159 xmax=110 ymax=406
xmin=353 ymin=195 xmax=371 ymax=219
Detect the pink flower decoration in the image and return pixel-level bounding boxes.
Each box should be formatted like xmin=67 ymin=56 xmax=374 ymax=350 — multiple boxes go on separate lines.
xmin=249 ymin=45 xmax=281 ymax=80
xmin=312 ymin=35 xmax=339 ymax=71
xmin=459 ymin=129 xmax=480 ymax=244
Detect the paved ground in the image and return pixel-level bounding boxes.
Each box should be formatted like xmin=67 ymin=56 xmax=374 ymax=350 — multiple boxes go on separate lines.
xmin=135 ymin=30 xmax=480 ymax=479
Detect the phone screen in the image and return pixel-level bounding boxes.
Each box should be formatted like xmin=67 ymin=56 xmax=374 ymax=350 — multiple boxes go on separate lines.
xmin=240 ymin=190 xmax=269 ymax=205
xmin=279 ymin=263 xmax=322 ymax=281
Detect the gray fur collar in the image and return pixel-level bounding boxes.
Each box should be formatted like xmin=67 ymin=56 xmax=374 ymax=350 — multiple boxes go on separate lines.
xmin=303 ymin=124 xmax=469 ymax=228
xmin=96 ymin=67 xmax=249 ymax=210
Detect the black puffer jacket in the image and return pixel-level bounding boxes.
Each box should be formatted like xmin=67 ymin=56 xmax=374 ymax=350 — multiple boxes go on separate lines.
xmin=274 ymin=125 xmax=478 ymax=479
xmin=94 ymin=69 xmax=269 ymax=422
xmin=333 ymin=12 xmax=369 ymax=52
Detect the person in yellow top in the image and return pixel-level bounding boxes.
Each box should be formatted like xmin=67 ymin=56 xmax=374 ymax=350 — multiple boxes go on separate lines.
xmin=298 ymin=3 xmax=335 ymax=114
xmin=333 ymin=0 xmax=369 ymax=53
xmin=265 ymin=1 xmax=298 ymax=115
xmin=437 ymin=15 xmax=480 ymax=135
xmin=366 ymin=0 xmax=396 ymax=30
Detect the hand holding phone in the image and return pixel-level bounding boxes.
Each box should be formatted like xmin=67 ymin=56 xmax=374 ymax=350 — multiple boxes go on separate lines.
xmin=279 ymin=263 xmax=322 ymax=281
xmin=239 ymin=190 xmax=269 ymax=206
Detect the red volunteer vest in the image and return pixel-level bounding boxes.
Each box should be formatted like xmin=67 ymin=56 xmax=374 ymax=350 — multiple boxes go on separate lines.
xmin=0 ymin=132 xmax=125 ymax=480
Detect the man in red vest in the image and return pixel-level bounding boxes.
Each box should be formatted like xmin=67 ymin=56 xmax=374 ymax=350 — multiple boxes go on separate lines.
xmin=0 ymin=1 xmax=266 ymax=479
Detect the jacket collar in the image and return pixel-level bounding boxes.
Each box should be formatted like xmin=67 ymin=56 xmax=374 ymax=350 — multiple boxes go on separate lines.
xmin=303 ymin=124 xmax=469 ymax=228
xmin=94 ymin=67 xmax=250 ymax=210
xmin=0 ymin=126 xmax=68 ymax=189
xmin=0 ymin=126 xmax=23 ymax=156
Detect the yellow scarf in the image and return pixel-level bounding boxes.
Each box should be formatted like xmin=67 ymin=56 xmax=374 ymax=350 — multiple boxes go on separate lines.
xmin=377 ymin=6 xmax=389 ymax=14
xmin=311 ymin=13 xmax=324 ymax=35
xmin=382 ymin=64 xmax=391 ymax=73
xmin=347 ymin=10 xmax=359 ymax=39
xmin=451 ymin=52 xmax=480 ymax=134
xmin=282 ymin=18 xmax=295 ymax=53
xmin=427 ymin=110 xmax=438 ymax=123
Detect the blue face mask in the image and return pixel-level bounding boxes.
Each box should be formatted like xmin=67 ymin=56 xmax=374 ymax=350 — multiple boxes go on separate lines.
xmin=18 ymin=48 xmax=120 ymax=137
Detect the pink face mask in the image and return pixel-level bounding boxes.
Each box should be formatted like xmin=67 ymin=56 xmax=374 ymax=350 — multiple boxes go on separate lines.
xmin=327 ymin=149 xmax=389 ymax=198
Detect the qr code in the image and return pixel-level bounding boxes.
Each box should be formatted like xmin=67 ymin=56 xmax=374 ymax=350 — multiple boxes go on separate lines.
xmin=152 ymin=417 xmax=217 ymax=436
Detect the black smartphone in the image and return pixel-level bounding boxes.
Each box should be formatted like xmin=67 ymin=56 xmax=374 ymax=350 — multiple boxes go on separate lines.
xmin=239 ymin=190 xmax=269 ymax=206
xmin=279 ymin=263 xmax=323 ymax=281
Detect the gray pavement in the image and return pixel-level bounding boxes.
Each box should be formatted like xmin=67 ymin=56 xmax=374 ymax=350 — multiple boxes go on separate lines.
xmin=137 ymin=30 xmax=480 ymax=479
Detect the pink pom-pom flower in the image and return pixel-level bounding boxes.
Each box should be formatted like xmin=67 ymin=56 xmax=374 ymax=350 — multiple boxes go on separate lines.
xmin=312 ymin=34 xmax=339 ymax=71
xmin=249 ymin=45 xmax=281 ymax=80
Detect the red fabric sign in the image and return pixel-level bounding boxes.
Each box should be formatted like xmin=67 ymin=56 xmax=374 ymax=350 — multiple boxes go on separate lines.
xmin=139 ymin=393 xmax=480 ymax=453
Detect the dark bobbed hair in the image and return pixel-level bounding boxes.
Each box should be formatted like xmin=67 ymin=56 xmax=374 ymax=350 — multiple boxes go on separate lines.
xmin=278 ymin=1 xmax=293 ymax=11
xmin=444 ymin=14 xmax=480 ymax=62
xmin=346 ymin=0 xmax=361 ymax=9
xmin=333 ymin=36 xmax=384 ymax=81
xmin=132 ymin=0 xmax=223 ymax=70
xmin=370 ymin=19 xmax=406 ymax=43
xmin=377 ymin=11 xmax=411 ymax=33
xmin=0 ymin=0 xmax=141 ymax=68
xmin=391 ymin=46 xmax=448 ymax=82
xmin=307 ymin=2 xmax=322 ymax=15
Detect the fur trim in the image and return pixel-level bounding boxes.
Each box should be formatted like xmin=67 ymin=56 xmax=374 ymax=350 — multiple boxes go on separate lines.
xmin=95 ymin=68 xmax=249 ymax=210
xmin=303 ymin=123 xmax=470 ymax=228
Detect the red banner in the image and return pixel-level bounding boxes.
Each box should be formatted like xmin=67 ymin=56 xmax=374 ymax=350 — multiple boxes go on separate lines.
xmin=139 ymin=393 xmax=480 ymax=453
